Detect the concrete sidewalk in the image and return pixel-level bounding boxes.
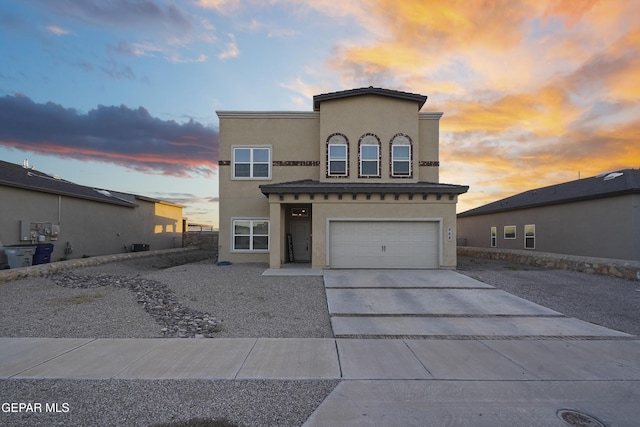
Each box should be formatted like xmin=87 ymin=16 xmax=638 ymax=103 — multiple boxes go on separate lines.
xmin=1 ymin=269 xmax=639 ymax=426
xmin=3 ymin=337 xmax=638 ymax=381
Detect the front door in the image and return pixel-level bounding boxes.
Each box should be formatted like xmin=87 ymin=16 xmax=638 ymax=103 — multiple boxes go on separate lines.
xmin=291 ymin=221 xmax=310 ymax=262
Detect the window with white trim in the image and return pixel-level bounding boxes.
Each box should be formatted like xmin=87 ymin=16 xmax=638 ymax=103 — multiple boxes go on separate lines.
xmin=391 ymin=135 xmax=411 ymax=177
xmin=233 ymin=219 xmax=269 ymax=251
xmin=359 ymin=135 xmax=380 ymax=177
xmin=327 ymin=134 xmax=348 ymax=176
xmin=504 ymin=225 xmax=516 ymax=239
xmin=233 ymin=147 xmax=271 ymax=179
xmin=491 ymin=226 xmax=497 ymax=247
xmin=524 ymin=224 xmax=535 ymax=249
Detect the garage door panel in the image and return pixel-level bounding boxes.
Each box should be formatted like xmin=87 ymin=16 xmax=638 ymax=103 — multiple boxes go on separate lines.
xmin=329 ymin=221 xmax=439 ymax=269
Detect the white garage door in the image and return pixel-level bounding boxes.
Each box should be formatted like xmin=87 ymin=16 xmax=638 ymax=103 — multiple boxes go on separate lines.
xmin=329 ymin=221 xmax=440 ymax=269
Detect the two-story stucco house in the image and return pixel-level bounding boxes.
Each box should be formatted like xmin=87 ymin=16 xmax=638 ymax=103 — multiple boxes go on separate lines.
xmin=217 ymin=87 xmax=468 ymax=269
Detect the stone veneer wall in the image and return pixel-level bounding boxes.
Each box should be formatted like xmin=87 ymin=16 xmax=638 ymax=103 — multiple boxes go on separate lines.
xmin=0 ymin=247 xmax=204 ymax=284
xmin=182 ymin=231 xmax=219 ymax=252
xmin=458 ymin=247 xmax=640 ymax=282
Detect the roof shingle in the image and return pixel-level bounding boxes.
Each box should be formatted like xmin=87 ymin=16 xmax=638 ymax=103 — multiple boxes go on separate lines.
xmin=458 ymin=169 xmax=640 ymax=217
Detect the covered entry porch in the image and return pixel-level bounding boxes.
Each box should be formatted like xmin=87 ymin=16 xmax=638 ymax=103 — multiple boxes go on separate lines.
xmin=260 ymin=180 xmax=468 ymax=270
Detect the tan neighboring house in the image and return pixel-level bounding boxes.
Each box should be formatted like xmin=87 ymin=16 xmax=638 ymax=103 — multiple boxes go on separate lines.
xmin=0 ymin=159 xmax=184 ymax=267
xmin=217 ymin=87 xmax=468 ymax=269
xmin=457 ymin=169 xmax=640 ymax=262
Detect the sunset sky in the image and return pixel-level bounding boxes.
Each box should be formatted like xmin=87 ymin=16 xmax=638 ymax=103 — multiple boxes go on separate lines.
xmin=1 ymin=0 xmax=639 ymax=228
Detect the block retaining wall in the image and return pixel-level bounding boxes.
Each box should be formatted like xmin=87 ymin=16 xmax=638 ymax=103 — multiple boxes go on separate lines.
xmin=458 ymin=247 xmax=640 ymax=282
xmin=0 ymin=247 xmax=202 ymax=284
xmin=182 ymin=231 xmax=218 ymax=251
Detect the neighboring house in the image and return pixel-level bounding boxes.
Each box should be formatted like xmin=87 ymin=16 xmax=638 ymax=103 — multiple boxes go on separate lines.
xmin=0 ymin=159 xmax=184 ymax=267
xmin=217 ymin=87 xmax=468 ymax=269
xmin=457 ymin=169 xmax=640 ymax=262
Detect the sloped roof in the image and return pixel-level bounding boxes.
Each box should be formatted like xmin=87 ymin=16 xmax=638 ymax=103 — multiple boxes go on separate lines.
xmin=458 ymin=169 xmax=640 ymax=217
xmin=260 ymin=179 xmax=468 ymax=197
xmin=0 ymin=160 xmax=181 ymax=208
xmin=313 ymin=87 xmax=427 ymax=111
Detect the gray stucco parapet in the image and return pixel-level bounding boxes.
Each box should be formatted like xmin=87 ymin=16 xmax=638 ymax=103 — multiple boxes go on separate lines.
xmin=458 ymin=246 xmax=640 ymax=281
xmin=0 ymin=247 xmax=203 ymax=285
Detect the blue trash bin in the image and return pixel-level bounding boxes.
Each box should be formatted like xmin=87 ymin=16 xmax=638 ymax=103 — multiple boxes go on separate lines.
xmin=33 ymin=243 xmax=54 ymax=265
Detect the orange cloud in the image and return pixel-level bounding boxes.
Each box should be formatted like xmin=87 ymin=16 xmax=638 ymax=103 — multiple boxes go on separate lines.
xmin=542 ymin=0 xmax=602 ymax=28
xmin=369 ymin=0 xmax=533 ymax=51
xmin=440 ymin=83 xmax=584 ymax=138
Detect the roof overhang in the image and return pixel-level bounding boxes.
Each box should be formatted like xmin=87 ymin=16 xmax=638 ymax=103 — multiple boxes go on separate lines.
xmin=260 ymin=180 xmax=468 ymax=201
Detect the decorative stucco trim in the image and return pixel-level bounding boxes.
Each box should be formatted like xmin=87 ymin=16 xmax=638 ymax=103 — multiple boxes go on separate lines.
xmin=418 ymin=112 xmax=444 ymax=120
xmin=220 ymin=160 xmax=320 ymax=167
xmin=273 ymin=161 xmax=320 ymax=166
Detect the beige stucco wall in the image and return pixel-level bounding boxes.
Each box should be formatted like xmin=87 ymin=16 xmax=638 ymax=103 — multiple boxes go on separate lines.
xmin=216 ymin=112 xmax=320 ymax=264
xmin=418 ymin=113 xmax=441 ymax=183
xmin=319 ymin=95 xmax=439 ymax=183
xmin=0 ymin=186 xmax=182 ymax=264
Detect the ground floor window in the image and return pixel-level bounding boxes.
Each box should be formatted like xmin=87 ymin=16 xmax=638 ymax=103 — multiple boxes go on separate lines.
xmin=233 ymin=219 xmax=269 ymax=251
xmin=490 ymin=226 xmax=497 ymax=247
xmin=504 ymin=225 xmax=516 ymax=239
xmin=524 ymin=224 xmax=535 ymax=249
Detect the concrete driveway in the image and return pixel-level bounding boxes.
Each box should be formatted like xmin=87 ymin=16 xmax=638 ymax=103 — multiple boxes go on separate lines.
xmin=323 ymin=269 xmax=628 ymax=339
xmin=304 ymin=269 xmax=640 ymax=426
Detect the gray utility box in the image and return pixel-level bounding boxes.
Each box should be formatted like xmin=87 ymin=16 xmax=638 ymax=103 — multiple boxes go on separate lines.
xmin=3 ymin=246 xmax=37 ymax=269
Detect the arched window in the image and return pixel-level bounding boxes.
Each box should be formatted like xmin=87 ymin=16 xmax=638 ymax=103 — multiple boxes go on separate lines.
xmin=359 ymin=134 xmax=380 ymax=177
xmin=391 ymin=134 xmax=412 ymax=177
xmin=327 ymin=133 xmax=348 ymax=177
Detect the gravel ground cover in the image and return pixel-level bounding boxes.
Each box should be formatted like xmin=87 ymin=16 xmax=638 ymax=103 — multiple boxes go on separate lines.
xmin=0 ymin=251 xmax=337 ymax=427
xmin=457 ymin=256 xmax=640 ymax=336
xmin=1 ymin=379 xmax=340 ymax=427
xmin=0 ymin=251 xmax=332 ymax=338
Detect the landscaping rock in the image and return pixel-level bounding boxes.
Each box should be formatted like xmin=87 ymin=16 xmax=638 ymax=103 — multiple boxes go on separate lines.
xmin=49 ymin=272 xmax=221 ymax=338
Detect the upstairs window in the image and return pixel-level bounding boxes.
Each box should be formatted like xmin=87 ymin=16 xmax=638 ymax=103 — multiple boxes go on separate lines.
xmin=359 ymin=134 xmax=380 ymax=177
xmin=391 ymin=134 xmax=412 ymax=177
xmin=327 ymin=134 xmax=348 ymax=177
xmin=233 ymin=147 xmax=271 ymax=179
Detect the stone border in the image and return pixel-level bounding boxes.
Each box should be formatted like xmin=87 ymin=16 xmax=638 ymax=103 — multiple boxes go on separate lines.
xmin=0 ymin=247 xmax=202 ymax=284
xmin=457 ymin=247 xmax=640 ymax=282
